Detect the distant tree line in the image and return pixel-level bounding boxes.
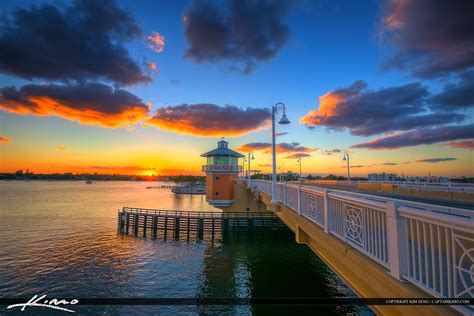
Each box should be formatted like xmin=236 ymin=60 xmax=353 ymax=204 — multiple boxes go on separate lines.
xmin=0 ymin=170 xmax=206 ymax=182
xmin=168 ymin=175 xmax=205 ymax=184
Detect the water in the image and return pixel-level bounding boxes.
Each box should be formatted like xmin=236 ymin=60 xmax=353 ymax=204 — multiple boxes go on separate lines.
xmin=0 ymin=181 xmax=372 ymax=315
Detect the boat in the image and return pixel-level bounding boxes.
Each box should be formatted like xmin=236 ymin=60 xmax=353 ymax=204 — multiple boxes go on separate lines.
xmin=85 ymin=180 xmax=93 ymax=184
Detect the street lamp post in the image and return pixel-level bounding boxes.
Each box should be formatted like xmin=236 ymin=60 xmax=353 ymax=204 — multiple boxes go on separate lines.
xmin=271 ymin=102 xmax=290 ymax=204
xmin=247 ymin=152 xmax=254 ymax=188
xmin=297 ymin=158 xmax=302 ymax=179
xmin=343 ymin=153 xmax=350 ymax=181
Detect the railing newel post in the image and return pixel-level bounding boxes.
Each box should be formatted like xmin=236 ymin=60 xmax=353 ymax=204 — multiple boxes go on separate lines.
xmin=322 ymin=189 xmax=329 ymax=233
xmin=297 ymin=185 xmax=302 ymax=215
xmin=386 ymin=201 xmax=408 ymax=280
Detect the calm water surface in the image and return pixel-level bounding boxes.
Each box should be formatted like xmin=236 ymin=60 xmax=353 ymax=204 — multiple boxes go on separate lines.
xmin=0 ymin=181 xmax=372 ymax=315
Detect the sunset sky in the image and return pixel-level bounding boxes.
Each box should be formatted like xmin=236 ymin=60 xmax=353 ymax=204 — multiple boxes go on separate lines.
xmin=0 ymin=0 xmax=472 ymax=177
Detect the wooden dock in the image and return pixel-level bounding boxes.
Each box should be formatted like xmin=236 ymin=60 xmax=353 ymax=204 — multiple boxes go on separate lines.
xmin=146 ymin=185 xmax=174 ymax=189
xmin=117 ymin=207 xmax=285 ymax=240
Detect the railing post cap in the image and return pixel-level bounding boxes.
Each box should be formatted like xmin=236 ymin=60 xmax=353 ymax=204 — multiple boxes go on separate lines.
xmin=385 ymin=200 xmax=400 ymax=217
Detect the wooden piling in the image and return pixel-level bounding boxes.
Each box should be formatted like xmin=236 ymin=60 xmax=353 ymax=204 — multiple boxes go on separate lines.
xmin=143 ymin=215 xmax=147 ymax=237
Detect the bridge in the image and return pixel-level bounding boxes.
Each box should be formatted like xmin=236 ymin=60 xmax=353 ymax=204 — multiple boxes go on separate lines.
xmin=241 ymin=179 xmax=473 ymax=315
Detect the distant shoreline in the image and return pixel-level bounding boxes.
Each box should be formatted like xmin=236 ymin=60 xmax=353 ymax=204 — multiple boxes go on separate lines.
xmin=0 ymin=173 xmax=206 ymax=183
xmin=0 ymin=179 xmax=164 ymax=182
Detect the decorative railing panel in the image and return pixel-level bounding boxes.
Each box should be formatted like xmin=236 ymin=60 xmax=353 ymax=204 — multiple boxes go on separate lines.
xmin=285 ymin=186 xmax=298 ymax=211
xmin=300 ymin=190 xmax=325 ymax=227
xmin=400 ymin=208 xmax=473 ymax=300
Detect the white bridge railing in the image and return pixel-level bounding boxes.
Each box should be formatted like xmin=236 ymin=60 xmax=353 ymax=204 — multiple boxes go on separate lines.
xmin=248 ymin=179 xmax=473 ymax=310
xmin=300 ymin=179 xmax=474 ymax=193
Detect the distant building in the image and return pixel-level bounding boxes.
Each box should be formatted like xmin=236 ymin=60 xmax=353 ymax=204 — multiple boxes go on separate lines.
xmin=201 ymin=139 xmax=244 ymax=206
xmin=404 ymin=176 xmax=450 ymax=183
xmin=368 ymin=172 xmax=397 ymax=181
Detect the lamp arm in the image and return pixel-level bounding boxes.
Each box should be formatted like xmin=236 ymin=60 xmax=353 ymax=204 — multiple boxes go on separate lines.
xmin=273 ymin=102 xmax=286 ymax=114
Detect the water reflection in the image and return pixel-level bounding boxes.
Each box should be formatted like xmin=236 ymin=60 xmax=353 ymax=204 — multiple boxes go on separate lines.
xmin=0 ymin=181 xmax=372 ymax=315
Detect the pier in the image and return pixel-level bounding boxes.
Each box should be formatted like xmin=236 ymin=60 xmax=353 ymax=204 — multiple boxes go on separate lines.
xmin=118 ymin=207 xmax=285 ymax=240
xmin=146 ymin=185 xmax=175 ymax=189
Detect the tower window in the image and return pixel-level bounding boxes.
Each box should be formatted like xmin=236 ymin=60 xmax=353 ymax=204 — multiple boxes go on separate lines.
xmin=215 ymin=176 xmax=220 ymax=180
xmin=215 ymin=192 xmax=219 ymax=196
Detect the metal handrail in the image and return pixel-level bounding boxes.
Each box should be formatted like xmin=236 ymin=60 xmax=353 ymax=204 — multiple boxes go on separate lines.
xmin=120 ymin=207 xmax=276 ymax=219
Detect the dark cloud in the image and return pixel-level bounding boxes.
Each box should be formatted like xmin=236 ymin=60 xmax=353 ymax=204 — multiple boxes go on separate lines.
xmin=183 ymin=0 xmax=291 ymax=73
xmin=58 ymin=146 xmax=67 ymax=151
xmin=351 ymin=124 xmax=474 ymax=150
xmin=237 ymin=142 xmax=316 ymax=154
xmin=443 ymin=139 xmax=474 ymax=150
xmin=286 ymin=152 xmax=311 ymax=159
xmin=147 ymin=103 xmax=270 ymax=136
xmin=321 ymin=149 xmax=341 ymax=156
xmin=300 ymin=80 xmax=464 ymax=136
xmin=0 ymin=82 xmax=150 ymax=128
xmin=0 ymin=136 xmax=12 ymax=143
xmin=269 ymin=132 xmax=288 ymax=137
xmin=430 ymin=71 xmax=474 ymax=110
xmin=0 ymin=0 xmax=150 ymax=85
xmin=278 ymin=143 xmax=316 ymax=153
xmin=415 ymin=158 xmax=457 ymax=163
xmin=381 ymin=0 xmax=474 ymax=78
xmin=381 ymin=162 xmax=397 ymax=166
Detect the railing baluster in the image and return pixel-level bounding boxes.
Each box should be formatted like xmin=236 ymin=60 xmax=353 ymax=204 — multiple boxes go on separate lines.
xmin=445 ymin=227 xmax=452 ymax=297
xmin=410 ymin=219 xmax=416 ymax=279
xmin=437 ymin=225 xmax=443 ymax=296
xmin=416 ymin=220 xmax=422 ymax=285
xmin=423 ymin=222 xmax=429 ymax=288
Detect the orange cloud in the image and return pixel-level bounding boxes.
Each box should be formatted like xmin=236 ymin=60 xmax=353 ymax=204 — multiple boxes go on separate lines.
xmin=147 ymin=103 xmax=270 ymax=136
xmin=444 ymin=139 xmax=474 ymax=150
xmin=146 ymin=31 xmax=165 ymax=53
xmin=237 ymin=142 xmax=316 ymax=154
xmin=0 ymin=136 xmax=12 ymax=143
xmin=299 ymin=81 xmax=366 ymax=127
xmin=300 ymin=80 xmax=463 ymax=137
xmin=147 ymin=62 xmax=157 ymax=71
xmin=0 ymin=83 xmax=150 ymax=128
xmin=58 ymin=146 xmax=67 ymax=151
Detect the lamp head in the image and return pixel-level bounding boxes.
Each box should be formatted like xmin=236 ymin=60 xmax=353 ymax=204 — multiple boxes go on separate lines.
xmin=342 ymin=155 xmax=347 ymax=161
xmin=251 ymin=152 xmax=255 ymax=160
xmin=278 ymin=113 xmax=290 ymax=125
